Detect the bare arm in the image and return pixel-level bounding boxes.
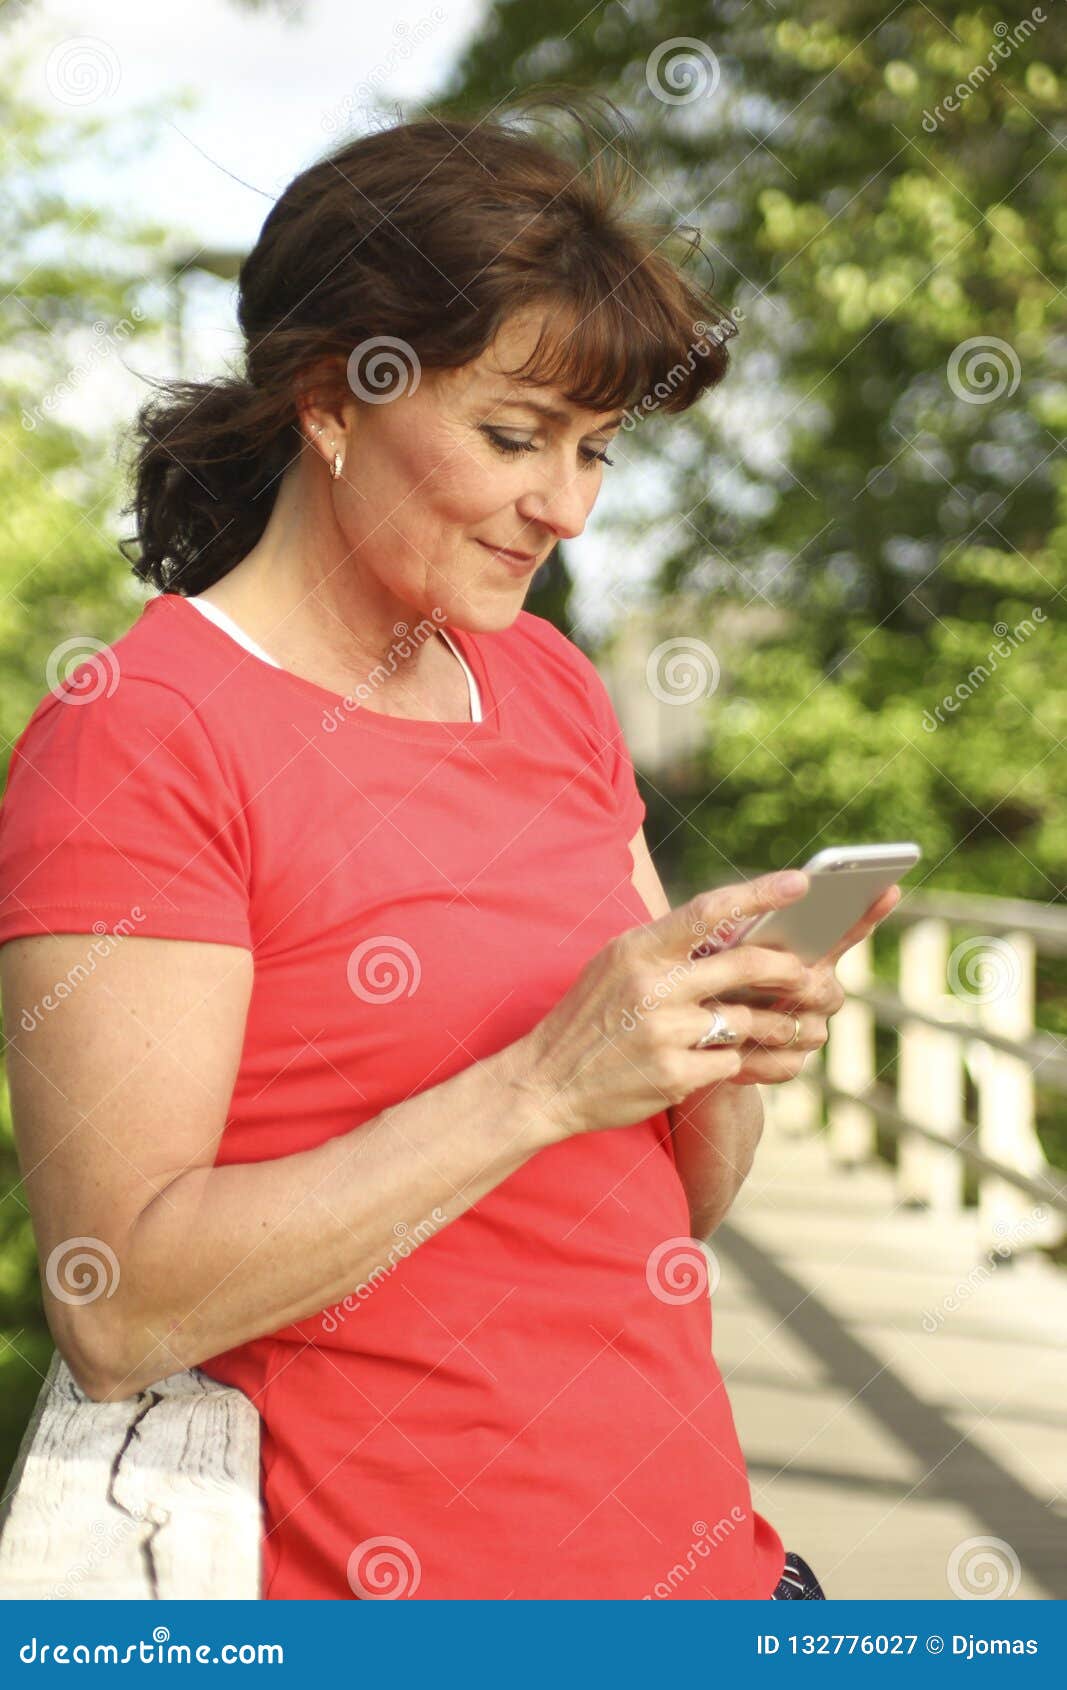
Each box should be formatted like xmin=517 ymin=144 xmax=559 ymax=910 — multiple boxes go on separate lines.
xmin=0 ymin=932 xmax=559 ymax=1403
xmin=627 ymin=825 xmax=764 ymax=1236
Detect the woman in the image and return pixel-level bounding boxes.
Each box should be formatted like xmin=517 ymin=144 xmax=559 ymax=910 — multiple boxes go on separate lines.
xmin=0 ymin=100 xmax=893 ymax=1601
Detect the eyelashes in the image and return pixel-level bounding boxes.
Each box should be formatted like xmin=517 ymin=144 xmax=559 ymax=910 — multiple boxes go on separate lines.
xmin=480 ymin=426 xmax=614 ymax=469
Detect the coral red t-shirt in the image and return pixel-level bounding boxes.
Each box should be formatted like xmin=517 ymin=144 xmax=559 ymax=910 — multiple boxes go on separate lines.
xmin=0 ymin=591 xmax=785 ymax=1600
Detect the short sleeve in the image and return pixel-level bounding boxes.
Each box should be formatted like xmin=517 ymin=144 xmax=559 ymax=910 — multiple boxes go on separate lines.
xmin=574 ymin=648 xmax=647 ymax=842
xmin=0 ymin=678 xmax=253 ymax=949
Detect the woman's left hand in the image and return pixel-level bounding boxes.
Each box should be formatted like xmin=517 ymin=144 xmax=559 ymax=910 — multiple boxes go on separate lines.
xmin=720 ymin=883 xmax=902 ymax=1086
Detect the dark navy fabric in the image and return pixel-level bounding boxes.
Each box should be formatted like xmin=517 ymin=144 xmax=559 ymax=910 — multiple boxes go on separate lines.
xmin=770 ymin=1550 xmax=827 ymax=1599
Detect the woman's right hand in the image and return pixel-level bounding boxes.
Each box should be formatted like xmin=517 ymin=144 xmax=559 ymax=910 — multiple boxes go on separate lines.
xmin=517 ymin=870 xmax=813 ymax=1139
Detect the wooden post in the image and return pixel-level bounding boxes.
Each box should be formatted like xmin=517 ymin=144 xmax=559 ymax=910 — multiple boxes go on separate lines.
xmin=826 ymin=936 xmax=876 ymax=1165
xmin=897 ymin=919 xmax=965 ymax=1210
xmin=765 ymin=1052 xmax=822 ymax=1138
xmin=0 ymin=1354 xmax=263 ymax=1598
xmin=971 ymin=929 xmax=1065 ymax=1255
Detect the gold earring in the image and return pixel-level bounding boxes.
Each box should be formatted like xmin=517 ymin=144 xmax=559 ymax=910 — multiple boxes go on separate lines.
xmin=331 ymin=450 xmax=343 ymax=480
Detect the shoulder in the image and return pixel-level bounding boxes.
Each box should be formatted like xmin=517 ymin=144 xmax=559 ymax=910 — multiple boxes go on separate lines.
xmin=10 ymin=671 xmax=224 ymax=778
xmin=8 ymin=598 xmax=232 ymax=781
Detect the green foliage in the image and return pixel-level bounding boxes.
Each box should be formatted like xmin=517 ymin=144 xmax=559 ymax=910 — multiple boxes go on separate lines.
xmin=0 ymin=58 xmax=192 ymax=1495
xmin=438 ymin=0 xmax=1067 ymax=903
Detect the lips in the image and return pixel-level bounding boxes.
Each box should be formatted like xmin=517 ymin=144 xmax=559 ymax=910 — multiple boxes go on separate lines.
xmin=478 ymin=541 xmax=537 ymax=562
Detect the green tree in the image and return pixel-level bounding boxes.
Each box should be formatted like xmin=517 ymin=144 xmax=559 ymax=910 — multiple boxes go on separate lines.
xmin=435 ymin=0 xmax=1067 ymax=899
xmin=0 ymin=42 xmax=198 ymax=1487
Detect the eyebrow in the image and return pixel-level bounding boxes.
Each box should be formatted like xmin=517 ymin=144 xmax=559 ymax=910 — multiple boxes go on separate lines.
xmin=486 ymin=393 xmax=624 ymax=431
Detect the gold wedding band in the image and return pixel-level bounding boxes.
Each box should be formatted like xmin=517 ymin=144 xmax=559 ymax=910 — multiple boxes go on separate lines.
xmin=785 ymin=1013 xmax=802 ymax=1047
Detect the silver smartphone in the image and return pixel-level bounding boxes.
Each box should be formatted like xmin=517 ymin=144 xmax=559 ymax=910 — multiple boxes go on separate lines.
xmin=714 ymin=842 xmax=921 ymax=1004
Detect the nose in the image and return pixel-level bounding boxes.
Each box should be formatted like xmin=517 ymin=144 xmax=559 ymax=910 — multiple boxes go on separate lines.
xmin=515 ymin=466 xmax=593 ymax=544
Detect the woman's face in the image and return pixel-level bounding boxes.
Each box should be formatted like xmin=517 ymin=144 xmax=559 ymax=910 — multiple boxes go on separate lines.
xmin=328 ymin=305 xmax=623 ymax=630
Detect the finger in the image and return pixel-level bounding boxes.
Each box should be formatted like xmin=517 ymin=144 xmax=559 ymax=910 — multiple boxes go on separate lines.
xmin=821 ymin=884 xmax=902 ymax=967
xmin=741 ymin=1006 xmax=809 ymax=1048
xmin=684 ymin=1000 xmax=755 ymax=1047
xmin=689 ymin=943 xmax=809 ymax=1005
xmin=726 ymin=1046 xmax=811 ymax=1085
xmin=652 ymin=870 xmax=809 ymax=966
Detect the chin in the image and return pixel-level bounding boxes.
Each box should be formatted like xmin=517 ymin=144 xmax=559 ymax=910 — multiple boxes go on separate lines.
xmin=455 ymin=591 xmax=531 ymax=634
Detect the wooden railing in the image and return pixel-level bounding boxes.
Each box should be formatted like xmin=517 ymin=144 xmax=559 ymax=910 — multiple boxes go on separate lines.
xmin=763 ymin=888 xmax=1067 ymax=1255
xmin=0 ymin=1353 xmax=262 ymax=1598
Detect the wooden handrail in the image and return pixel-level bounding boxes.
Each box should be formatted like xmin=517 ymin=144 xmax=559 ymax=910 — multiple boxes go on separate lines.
xmin=687 ymin=872 xmax=1067 ymax=1253
xmin=817 ymin=1079 xmax=1067 ymax=1216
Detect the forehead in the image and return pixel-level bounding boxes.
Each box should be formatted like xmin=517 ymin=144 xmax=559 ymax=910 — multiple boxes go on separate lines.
xmin=456 ymin=307 xmax=623 ymax=428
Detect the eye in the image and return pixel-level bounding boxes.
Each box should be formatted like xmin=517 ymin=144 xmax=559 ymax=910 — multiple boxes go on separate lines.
xmin=480 ymin=426 xmax=614 ymax=470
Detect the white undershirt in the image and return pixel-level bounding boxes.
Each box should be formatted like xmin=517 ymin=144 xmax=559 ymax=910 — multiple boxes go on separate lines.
xmin=184 ymin=594 xmax=483 ymax=722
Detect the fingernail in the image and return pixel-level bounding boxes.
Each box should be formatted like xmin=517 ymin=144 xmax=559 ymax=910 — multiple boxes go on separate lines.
xmin=778 ymin=871 xmax=808 ymax=894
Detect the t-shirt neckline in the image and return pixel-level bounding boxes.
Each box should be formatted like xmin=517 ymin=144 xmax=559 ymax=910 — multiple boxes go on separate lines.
xmin=152 ymin=592 xmax=505 ymax=743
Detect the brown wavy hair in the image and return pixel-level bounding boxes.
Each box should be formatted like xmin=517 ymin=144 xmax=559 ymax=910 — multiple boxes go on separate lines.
xmin=120 ymin=91 xmax=737 ymax=594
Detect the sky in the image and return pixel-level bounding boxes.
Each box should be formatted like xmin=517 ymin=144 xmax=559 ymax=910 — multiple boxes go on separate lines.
xmin=5 ymin=0 xmax=659 ymax=637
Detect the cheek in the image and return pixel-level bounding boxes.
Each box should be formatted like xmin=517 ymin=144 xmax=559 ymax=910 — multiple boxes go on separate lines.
xmin=418 ymin=448 xmax=519 ymax=533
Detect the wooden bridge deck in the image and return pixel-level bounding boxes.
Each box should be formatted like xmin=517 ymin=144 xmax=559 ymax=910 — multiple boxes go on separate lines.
xmin=712 ymin=1114 xmax=1067 ymax=1600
